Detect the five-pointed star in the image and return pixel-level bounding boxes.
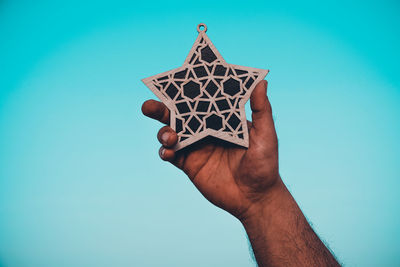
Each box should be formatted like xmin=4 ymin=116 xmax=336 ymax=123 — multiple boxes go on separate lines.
xmin=142 ymin=24 xmax=269 ymax=151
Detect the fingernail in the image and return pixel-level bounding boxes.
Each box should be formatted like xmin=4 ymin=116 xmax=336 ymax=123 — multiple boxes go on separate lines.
xmin=159 ymin=147 xmax=165 ymax=158
xmin=161 ymin=132 xmax=170 ymax=144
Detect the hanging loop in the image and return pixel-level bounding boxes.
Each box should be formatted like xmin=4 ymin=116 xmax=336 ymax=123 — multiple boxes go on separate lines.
xmin=197 ymin=23 xmax=207 ymax=33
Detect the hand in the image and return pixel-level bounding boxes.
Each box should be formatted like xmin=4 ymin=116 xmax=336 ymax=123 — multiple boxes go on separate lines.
xmin=142 ymin=80 xmax=281 ymax=220
xmin=142 ymin=80 xmax=340 ymax=266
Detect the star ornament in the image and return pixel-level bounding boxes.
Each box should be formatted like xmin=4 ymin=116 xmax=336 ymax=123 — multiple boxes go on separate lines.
xmin=142 ymin=23 xmax=269 ymax=151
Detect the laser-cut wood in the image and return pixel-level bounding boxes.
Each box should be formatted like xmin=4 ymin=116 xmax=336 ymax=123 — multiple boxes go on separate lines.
xmin=142 ymin=23 xmax=269 ymax=151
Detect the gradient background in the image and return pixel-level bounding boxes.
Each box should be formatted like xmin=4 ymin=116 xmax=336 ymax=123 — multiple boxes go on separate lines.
xmin=0 ymin=0 xmax=399 ymax=266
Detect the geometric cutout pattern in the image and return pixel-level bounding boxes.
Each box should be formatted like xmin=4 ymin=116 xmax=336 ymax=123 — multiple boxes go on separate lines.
xmin=142 ymin=23 xmax=269 ymax=151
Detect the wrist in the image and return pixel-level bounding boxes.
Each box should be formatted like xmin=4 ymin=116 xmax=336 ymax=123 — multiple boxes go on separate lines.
xmin=239 ymin=178 xmax=288 ymax=228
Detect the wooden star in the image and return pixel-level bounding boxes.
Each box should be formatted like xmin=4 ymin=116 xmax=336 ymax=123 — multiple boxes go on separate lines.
xmin=142 ymin=23 xmax=269 ymax=151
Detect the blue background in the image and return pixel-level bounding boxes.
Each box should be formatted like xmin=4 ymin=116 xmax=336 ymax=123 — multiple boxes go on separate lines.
xmin=0 ymin=0 xmax=399 ymax=266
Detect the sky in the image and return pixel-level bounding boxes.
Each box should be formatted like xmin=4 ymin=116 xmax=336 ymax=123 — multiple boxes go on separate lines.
xmin=0 ymin=0 xmax=399 ymax=266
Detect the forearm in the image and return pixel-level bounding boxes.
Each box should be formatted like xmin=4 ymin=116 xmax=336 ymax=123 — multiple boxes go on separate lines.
xmin=240 ymin=179 xmax=339 ymax=267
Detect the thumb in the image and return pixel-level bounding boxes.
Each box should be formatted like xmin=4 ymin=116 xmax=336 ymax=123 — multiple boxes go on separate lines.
xmin=250 ymin=80 xmax=273 ymax=130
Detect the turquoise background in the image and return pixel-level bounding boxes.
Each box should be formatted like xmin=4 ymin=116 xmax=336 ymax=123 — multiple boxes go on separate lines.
xmin=1 ymin=0 xmax=399 ymax=266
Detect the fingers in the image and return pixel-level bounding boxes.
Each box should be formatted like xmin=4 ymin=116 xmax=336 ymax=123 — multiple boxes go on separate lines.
xmin=157 ymin=126 xmax=178 ymax=148
xmin=159 ymin=146 xmax=176 ymax=162
xmin=142 ymin=99 xmax=170 ymax=124
xmin=250 ymin=80 xmax=269 ymax=114
xmin=142 ymin=100 xmax=178 ymax=162
xmin=250 ymin=80 xmax=273 ymax=129
xmin=157 ymin=126 xmax=178 ymax=162
xmin=248 ymin=80 xmax=278 ymax=151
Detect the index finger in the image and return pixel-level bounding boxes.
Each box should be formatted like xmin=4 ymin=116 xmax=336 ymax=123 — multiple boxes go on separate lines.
xmin=141 ymin=99 xmax=170 ymax=124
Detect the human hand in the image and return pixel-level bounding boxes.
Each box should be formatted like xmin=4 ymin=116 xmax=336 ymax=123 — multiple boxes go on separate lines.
xmin=142 ymin=80 xmax=281 ymax=221
xmin=143 ymin=80 xmax=340 ymax=266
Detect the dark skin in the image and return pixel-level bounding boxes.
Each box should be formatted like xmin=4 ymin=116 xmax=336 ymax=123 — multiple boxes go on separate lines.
xmin=142 ymin=80 xmax=340 ymax=267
